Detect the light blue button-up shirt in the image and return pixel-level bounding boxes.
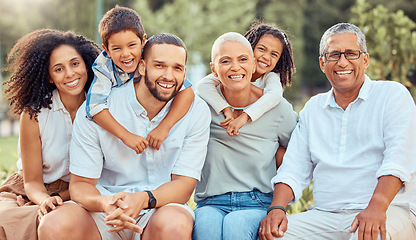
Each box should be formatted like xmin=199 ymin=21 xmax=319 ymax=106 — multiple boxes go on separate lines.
xmin=70 ymin=79 xmax=210 ymax=196
xmin=272 ymin=75 xmax=416 ymax=214
xmin=86 ymin=51 xmax=192 ymax=119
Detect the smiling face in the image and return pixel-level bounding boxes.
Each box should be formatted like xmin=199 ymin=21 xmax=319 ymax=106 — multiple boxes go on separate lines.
xmin=211 ymin=41 xmax=256 ymax=93
xmin=48 ymin=45 xmax=88 ymax=98
xmin=253 ymin=34 xmax=283 ymax=77
xmin=103 ymin=30 xmax=144 ymax=74
xmin=139 ymin=43 xmax=187 ymax=102
xmin=320 ymin=33 xmax=369 ymax=96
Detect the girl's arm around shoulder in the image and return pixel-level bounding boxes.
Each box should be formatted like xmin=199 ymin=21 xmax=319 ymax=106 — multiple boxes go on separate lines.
xmin=196 ymin=73 xmax=229 ymax=114
xmin=147 ymin=87 xmax=195 ymax=150
xmin=245 ymin=72 xmax=284 ymax=122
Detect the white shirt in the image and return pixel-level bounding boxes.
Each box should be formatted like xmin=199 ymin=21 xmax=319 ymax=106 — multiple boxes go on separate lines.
xmin=17 ymin=89 xmax=72 ymax=183
xmin=271 ymin=75 xmax=416 ymax=213
xmin=70 ymin=79 xmax=211 ymax=196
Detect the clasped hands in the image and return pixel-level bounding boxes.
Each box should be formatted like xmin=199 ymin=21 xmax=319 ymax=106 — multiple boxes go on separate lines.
xmin=102 ymin=191 xmax=148 ymax=234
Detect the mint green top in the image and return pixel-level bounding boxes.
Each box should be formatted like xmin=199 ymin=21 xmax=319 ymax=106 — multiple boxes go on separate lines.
xmin=194 ymin=89 xmax=298 ymax=202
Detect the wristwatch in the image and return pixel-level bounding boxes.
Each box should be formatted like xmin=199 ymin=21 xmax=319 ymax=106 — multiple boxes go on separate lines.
xmin=145 ymin=190 xmax=157 ymax=209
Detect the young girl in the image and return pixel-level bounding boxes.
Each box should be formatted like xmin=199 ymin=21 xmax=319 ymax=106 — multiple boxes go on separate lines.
xmin=0 ymin=29 xmax=100 ymax=239
xmin=197 ymin=21 xmax=295 ymax=136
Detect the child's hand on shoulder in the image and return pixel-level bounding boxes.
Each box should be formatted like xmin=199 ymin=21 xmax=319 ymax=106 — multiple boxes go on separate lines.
xmin=147 ymin=125 xmax=170 ymax=150
xmin=226 ymin=112 xmax=250 ymax=137
xmin=122 ymin=132 xmax=148 ymax=154
xmin=220 ymin=107 xmax=234 ymax=128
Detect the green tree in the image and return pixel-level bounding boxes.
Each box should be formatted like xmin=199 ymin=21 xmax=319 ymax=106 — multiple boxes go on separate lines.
xmin=301 ymin=0 xmax=355 ymax=92
xmin=133 ymin=0 xmax=256 ymax=71
xmin=366 ymin=0 xmax=416 ymax=23
xmin=351 ymin=0 xmax=416 ymax=99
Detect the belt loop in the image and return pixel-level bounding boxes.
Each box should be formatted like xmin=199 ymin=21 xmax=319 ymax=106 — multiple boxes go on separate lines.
xmin=249 ymin=190 xmax=256 ymax=199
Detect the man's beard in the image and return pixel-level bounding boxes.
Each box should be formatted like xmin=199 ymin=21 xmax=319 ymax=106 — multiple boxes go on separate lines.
xmin=144 ymin=69 xmax=182 ymax=102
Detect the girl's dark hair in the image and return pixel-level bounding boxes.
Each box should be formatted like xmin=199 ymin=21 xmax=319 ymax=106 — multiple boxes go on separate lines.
xmin=244 ymin=20 xmax=295 ymax=87
xmin=3 ymin=29 xmax=100 ymax=119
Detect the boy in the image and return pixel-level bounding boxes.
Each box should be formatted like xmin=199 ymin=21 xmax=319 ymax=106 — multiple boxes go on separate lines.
xmin=86 ymin=6 xmax=194 ymax=153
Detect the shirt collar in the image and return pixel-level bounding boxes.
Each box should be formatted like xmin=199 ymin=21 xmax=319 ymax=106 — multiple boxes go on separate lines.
xmin=324 ymin=74 xmax=372 ymax=108
xmin=51 ymin=89 xmax=65 ymax=112
xmin=127 ymin=79 xmax=173 ymax=119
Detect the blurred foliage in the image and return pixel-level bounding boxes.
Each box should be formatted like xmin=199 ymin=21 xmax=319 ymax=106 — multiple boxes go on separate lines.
xmin=133 ymin=0 xmax=256 ymax=67
xmin=351 ymin=0 xmax=416 ymax=100
xmin=0 ymin=164 xmax=17 ymax=184
xmin=1 ymin=0 xmax=416 ymax=101
xmin=286 ymin=182 xmax=314 ymax=214
xmin=0 ymin=136 xmax=18 ymax=183
xmin=300 ymin=0 xmax=355 ymax=93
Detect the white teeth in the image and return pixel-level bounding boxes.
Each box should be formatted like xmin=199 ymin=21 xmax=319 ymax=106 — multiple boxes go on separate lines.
xmin=336 ymin=70 xmax=353 ymax=75
xmin=158 ymin=83 xmax=174 ymax=88
xmin=122 ymin=60 xmax=134 ymax=67
xmin=65 ymin=79 xmax=79 ymax=87
xmin=229 ymin=75 xmax=243 ymax=79
xmin=258 ymin=61 xmax=268 ymax=68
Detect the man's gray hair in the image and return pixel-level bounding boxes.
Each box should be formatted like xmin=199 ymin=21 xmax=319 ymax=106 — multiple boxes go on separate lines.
xmin=319 ymin=23 xmax=367 ymax=56
xmin=211 ymin=32 xmax=253 ymax=62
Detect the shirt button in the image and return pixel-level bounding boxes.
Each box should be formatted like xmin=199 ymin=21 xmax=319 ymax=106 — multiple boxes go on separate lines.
xmin=149 ymin=171 xmax=153 ymax=175
xmin=147 ymin=151 xmax=151 ymax=155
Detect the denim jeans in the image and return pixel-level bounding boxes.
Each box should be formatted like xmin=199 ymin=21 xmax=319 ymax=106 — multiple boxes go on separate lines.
xmin=193 ymin=189 xmax=273 ymax=240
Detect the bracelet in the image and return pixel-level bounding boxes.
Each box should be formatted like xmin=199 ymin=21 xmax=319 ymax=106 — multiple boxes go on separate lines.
xmin=50 ymin=192 xmax=61 ymax=198
xmin=267 ymin=205 xmax=286 ymax=214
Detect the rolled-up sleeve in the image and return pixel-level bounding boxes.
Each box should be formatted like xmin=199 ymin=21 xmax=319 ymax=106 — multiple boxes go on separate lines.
xmin=171 ymin=97 xmax=211 ymax=180
xmin=376 ymin=83 xmax=416 ymax=191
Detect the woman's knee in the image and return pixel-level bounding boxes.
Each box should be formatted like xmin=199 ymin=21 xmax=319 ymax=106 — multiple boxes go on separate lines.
xmin=193 ymin=206 xmax=226 ymax=240
xmin=38 ymin=203 xmax=99 ymax=240
xmin=223 ymin=210 xmax=266 ymax=240
xmin=194 ymin=206 xmax=225 ymax=228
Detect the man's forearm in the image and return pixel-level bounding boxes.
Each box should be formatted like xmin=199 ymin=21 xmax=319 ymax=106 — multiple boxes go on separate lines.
xmin=150 ymin=175 xmax=197 ymax=207
xmin=367 ymin=175 xmax=403 ymax=211
xmin=270 ymin=183 xmax=295 ymax=209
xmin=69 ymin=175 xmax=106 ymax=212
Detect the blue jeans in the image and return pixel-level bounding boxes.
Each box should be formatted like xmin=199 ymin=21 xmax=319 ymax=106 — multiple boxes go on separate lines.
xmin=193 ymin=190 xmax=273 ymax=240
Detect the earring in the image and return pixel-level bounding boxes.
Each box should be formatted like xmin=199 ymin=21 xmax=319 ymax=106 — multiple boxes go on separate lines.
xmin=49 ymin=79 xmax=54 ymax=84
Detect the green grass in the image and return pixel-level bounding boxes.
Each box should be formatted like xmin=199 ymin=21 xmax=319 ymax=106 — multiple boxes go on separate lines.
xmin=0 ymin=136 xmax=18 ymax=181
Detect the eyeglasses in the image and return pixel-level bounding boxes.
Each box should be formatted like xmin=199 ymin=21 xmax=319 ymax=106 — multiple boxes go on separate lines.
xmin=323 ymin=50 xmax=366 ymax=61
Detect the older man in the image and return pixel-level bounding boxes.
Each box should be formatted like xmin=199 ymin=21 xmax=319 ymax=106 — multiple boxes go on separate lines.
xmin=259 ymin=23 xmax=416 ymax=240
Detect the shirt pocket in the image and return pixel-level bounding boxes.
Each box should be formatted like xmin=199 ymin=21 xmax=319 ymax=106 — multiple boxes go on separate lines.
xmin=154 ymin=137 xmax=182 ymax=168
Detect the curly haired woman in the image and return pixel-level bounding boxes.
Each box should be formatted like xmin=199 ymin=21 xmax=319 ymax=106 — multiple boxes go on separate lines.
xmin=0 ymin=29 xmax=100 ymax=239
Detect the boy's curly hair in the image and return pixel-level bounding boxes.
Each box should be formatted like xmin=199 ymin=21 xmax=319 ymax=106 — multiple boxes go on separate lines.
xmin=245 ymin=20 xmax=295 ymax=87
xmin=3 ymin=29 xmax=100 ymax=119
